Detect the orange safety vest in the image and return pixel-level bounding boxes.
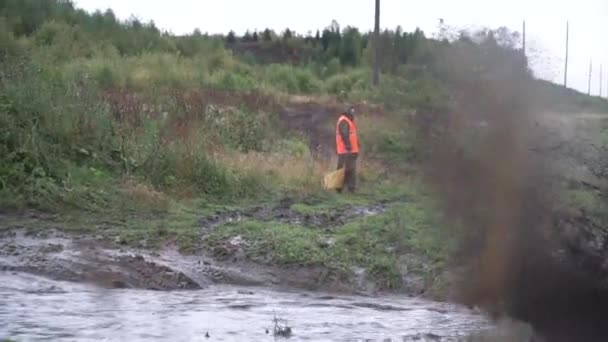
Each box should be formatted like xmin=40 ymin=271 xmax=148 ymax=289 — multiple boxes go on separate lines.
xmin=336 ymin=115 xmax=359 ymax=154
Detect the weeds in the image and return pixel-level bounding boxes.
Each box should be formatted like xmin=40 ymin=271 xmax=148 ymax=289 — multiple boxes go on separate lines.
xmin=206 ymin=197 xmax=445 ymax=290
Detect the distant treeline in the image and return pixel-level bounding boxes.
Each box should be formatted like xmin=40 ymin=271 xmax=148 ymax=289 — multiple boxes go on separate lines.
xmin=1 ymin=0 xmax=434 ymax=71
xmin=224 ymin=22 xmax=432 ymax=70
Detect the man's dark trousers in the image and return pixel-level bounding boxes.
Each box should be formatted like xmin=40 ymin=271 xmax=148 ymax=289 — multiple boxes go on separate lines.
xmin=337 ymin=153 xmax=357 ymax=193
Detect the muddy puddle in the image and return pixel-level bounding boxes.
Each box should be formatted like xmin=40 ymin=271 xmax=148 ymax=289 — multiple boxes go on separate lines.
xmin=0 ymin=272 xmax=502 ymax=342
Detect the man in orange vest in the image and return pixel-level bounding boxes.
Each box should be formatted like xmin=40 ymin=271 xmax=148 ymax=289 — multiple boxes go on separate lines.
xmin=336 ymin=106 xmax=359 ymax=193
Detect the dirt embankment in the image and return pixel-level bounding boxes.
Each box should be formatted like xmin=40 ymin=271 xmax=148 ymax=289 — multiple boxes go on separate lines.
xmin=278 ymin=96 xmax=384 ymax=159
xmin=0 ymin=228 xmax=350 ymax=292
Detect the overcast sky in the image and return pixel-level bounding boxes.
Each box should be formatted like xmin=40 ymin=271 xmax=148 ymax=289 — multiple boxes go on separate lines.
xmin=75 ymin=0 xmax=608 ymax=95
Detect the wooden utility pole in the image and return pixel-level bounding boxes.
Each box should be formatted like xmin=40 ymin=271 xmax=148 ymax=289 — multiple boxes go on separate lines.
xmin=564 ymin=21 xmax=569 ymax=88
xmin=522 ymin=20 xmax=526 ymax=55
xmin=588 ymin=59 xmax=592 ymax=96
xmin=372 ymin=0 xmax=380 ymax=87
xmin=601 ymin=64 xmax=603 ymax=97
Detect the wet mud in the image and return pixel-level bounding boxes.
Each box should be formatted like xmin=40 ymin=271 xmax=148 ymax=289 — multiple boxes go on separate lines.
xmin=199 ymin=198 xmax=389 ymax=233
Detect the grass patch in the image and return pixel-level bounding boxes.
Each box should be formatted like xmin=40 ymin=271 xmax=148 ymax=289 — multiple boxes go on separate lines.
xmin=289 ymin=177 xmax=421 ymax=215
xmin=564 ymin=189 xmax=600 ymax=212
xmin=206 ymin=197 xmax=447 ymax=290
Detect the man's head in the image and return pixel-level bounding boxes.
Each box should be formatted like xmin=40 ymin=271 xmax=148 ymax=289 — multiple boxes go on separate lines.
xmin=344 ymin=106 xmax=355 ymax=120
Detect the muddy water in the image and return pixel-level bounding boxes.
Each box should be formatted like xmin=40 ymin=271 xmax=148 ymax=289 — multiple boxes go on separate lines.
xmin=0 ymin=272 xmax=494 ymax=342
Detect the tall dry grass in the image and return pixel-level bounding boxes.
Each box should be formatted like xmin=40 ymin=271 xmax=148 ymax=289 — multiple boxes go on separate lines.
xmin=213 ymin=150 xmax=330 ymax=194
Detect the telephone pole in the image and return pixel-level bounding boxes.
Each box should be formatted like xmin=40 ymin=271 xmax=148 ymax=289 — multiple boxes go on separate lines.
xmin=372 ymin=0 xmax=380 ymax=87
xmin=564 ymin=21 xmax=569 ymax=88
xmin=522 ymin=20 xmax=526 ymax=55
xmin=600 ymin=64 xmax=603 ymax=97
xmin=588 ymin=59 xmax=592 ymax=96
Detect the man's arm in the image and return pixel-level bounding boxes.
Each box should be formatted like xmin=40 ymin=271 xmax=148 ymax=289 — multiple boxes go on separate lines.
xmin=339 ymin=120 xmax=351 ymax=152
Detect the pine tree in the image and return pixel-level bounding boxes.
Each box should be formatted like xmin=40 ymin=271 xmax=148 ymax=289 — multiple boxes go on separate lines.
xmin=227 ymin=30 xmax=236 ymax=43
xmin=262 ymin=28 xmax=272 ymax=42
xmin=243 ymin=30 xmax=252 ymax=42
xmin=283 ymin=28 xmax=293 ymax=41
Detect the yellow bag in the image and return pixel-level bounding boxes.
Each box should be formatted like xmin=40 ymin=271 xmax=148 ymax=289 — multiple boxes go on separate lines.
xmin=323 ymin=168 xmax=345 ymax=190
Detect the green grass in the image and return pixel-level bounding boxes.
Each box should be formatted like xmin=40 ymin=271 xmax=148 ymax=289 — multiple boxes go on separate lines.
xmin=0 ymin=181 xmax=201 ymax=251
xmin=205 ymin=198 xmax=448 ymax=290
xmin=289 ymin=179 xmax=419 ymax=215
xmin=564 ymin=189 xmax=600 ymax=211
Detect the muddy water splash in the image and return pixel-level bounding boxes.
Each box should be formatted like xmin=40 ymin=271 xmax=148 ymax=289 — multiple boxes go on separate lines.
xmin=0 ymin=272 xmax=495 ymax=342
xmin=424 ymin=33 xmax=608 ymax=341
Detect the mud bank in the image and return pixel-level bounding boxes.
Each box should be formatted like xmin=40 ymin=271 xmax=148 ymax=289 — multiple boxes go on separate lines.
xmin=0 ymin=199 xmax=424 ymax=295
xmin=0 ymin=229 xmax=345 ymax=292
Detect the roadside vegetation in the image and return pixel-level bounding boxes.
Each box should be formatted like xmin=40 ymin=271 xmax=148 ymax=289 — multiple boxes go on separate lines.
xmin=1 ymin=0 xmax=607 ymax=293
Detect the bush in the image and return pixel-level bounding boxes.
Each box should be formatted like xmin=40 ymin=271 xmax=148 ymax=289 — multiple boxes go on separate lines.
xmin=324 ymin=69 xmax=369 ymax=95
xmin=216 ymin=108 xmax=270 ymax=152
xmin=265 ymin=64 xmax=320 ymax=93
xmin=0 ymin=55 xmax=118 ymax=208
xmin=94 ymin=65 xmax=119 ymax=89
xmin=33 ymin=21 xmax=95 ymax=62
xmin=274 ymin=137 xmax=311 ymax=157
xmin=0 ymin=19 xmax=23 ymax=58
xmin=141 ymin=139 xmax=231 ymax=195
xmin=371 ymin=74 xmax=447 ymax=111
xmin=323 ymin=57 xmax=341 ymax=78
xmin=209 ymin=70 xmax=255 ymax=91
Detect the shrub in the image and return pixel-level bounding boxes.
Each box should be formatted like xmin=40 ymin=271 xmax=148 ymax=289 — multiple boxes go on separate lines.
xmin=0 ymin=55 xmax=118 ymax=208
xmin=274 ymin=137 xmax=311 ymax=157
xmin=325 ymin=69 xmax=369 ymax=95
xmin=217 ymin=108 xmax=270 ymax=152
xmin=33 ymin=21 xmax=95 ymax=62
xmin=324 ymin=57 xmax=341 ymax=78
xmin=265 ymin=64 xmax=320 ymax=93
xmin=209 ymin=70 xmax=255 ymax=91
xmin=141 ymin=139 xmax=232 ymax=196
xmin=94 ymin=65 xmax=119 ymax=89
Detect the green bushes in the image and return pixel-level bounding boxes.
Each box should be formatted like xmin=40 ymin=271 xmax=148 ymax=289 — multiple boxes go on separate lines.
xmin=35 ymin=20 xmax=87 ymax=47
xmin=0 ymin=49 xmax=275 ymax=208
xmin=209 ymin=70 xmax=255 ymax=91
xmin=324 ymin=69 xmax=369 ymax=95
xmin=217 ymin=108 xmax=271 ymax=152
xmin=142 ymin=141 xmax=233 ymax=196
xmin=0 ymin=54 xmax=120 ymax=208
xmin=264 ymin=64 xmax=320 ymax=93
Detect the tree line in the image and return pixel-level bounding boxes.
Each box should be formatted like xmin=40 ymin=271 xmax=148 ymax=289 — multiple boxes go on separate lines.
xmin=1 ymin=0 xmax=526 ymax=76
xmin=1 ymin=0 xmax=434 ymax=72
xmin=226 ymin=21 xmax=431 ymax=71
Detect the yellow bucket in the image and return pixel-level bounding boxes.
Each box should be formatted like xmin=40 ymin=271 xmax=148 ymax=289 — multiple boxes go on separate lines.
xmin=323 ymin=168 xmax=345 ymax=190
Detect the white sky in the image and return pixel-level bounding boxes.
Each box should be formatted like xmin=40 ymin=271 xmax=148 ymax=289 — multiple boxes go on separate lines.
xmin=75 ymin=0 xmax=608 ymax=96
